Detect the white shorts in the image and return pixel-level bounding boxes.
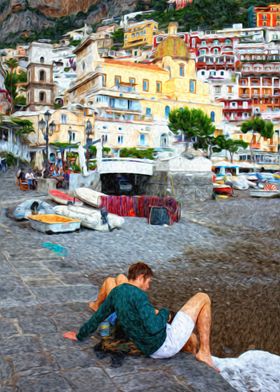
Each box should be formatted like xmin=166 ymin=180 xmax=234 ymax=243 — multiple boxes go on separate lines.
xmin=150 ymin=311 xmax=195 ymax=359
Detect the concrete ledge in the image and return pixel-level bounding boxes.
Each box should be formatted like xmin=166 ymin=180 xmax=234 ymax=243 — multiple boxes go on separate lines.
xmin=36 ymin=178 xmax=57 ymax=193
xmin=69 ymin=171 xmax=101 ymax=191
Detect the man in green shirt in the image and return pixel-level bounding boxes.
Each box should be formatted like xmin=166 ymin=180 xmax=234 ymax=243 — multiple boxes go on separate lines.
xmin=64 ymin=262 xmax=215 ymax=368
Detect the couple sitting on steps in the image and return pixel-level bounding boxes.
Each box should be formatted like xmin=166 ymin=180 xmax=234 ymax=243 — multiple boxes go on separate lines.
xmin=64 ymin=262 xmax=217 ymax=370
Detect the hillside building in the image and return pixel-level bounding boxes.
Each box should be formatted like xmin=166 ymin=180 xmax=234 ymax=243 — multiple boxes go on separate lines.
xmin=65 ymin=23 xmax=222 ymax=155
xmin=123 ymin=20 xmax=158 ymax=50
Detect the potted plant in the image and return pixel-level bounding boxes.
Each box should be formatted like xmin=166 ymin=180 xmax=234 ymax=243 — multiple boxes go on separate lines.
xmin=70 ymin=163 xmax=81 ymax=173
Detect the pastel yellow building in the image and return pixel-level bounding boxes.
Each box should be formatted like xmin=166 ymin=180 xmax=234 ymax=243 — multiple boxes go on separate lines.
xmin=65 ymin=24 xmax=223 ymax=153
xmin=13 ymin=107 xmax=94 ymax=158
xmin=123 ymin=20 xmax=158 ymax=49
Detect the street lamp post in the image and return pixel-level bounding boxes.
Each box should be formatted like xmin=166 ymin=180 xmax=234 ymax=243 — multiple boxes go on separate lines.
xmin=85 ymin=120 xmax=92 ymax=169
xmin=275 ymin=129 xmax=280 ymax=165
xmin=38 ymin=110 xmax=56 ymax=175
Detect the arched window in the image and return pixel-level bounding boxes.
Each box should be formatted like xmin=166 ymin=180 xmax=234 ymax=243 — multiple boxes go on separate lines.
xmin=210 ymin=111 xmax=215 ymax=122
xmin=40 ymin=57 xmax=45 ymax=63
xmin=39 ymin=91 xmax=45 ymax=102
xmin=39 ymin=70 xmax=45 ymax=81
xmin=164 ymin=106 xmax=171 ymax=119
xmin=179 ymin=63 xmax=185 ymax=77
xmin=160 ymin=133 xmax=168 ymax=147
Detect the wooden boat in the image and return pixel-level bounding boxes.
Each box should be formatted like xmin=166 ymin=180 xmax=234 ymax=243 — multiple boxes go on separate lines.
xmin=28 ymin=214 xmax=81 ymax=234
xmin=250 ymin=189 xmax=280 ymax=198
xmin=48 ymin=190 xmax=83 ymax=206
xmin=53 ymin=205 xmax=124 ymax=231
xmin=213 ymin=183 xmax=233 ymax=196
xmin=13 ymin=199 xmax=54 ymax=220
xmin=74 ymin=187 xmax=106 ymax=208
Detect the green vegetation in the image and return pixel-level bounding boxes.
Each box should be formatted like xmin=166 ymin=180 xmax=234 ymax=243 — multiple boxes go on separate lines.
xmin=241 ymin=116 xmax=274 ymax=161
xmin=213 ymin=136 xmax=248 ymax=162
xmin=111 ymin=28 xmax=124 ymax=50
xmin=69 ymin=39 xmax=82 ymax=47
xmin=120 ymin=147 xmax=154 ymax=160
xmin=10 ymin=118 xmax=34 ymax=136
xmin=70 ymin=163 xmax=81 ymax=172
xmin=51 ymin=142 xmax=79 ymax=149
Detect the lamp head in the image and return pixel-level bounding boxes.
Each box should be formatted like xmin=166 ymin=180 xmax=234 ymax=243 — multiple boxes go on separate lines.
xmin=39 ymin=118 xmax=46 ymax=132
xmin=85 ymin=119 xmax=92 ymax=136
xmin=44 ymin=110 xmax=51 ymax=122
xmin=49 ymin=121 xmax=56 ymax=135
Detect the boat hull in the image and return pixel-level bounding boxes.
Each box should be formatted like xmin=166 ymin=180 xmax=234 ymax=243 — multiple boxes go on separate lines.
xmin=28 ymin=214 xmax=81 ymax=233
xmin=250 ymin=190 xmax=280 ymax=198
xmin=49 ymin=190 xmax=83 ymax=206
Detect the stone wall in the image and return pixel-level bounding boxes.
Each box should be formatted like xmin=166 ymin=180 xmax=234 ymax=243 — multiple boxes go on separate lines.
xmin=145 ymin=171 xmax=213 ymax=202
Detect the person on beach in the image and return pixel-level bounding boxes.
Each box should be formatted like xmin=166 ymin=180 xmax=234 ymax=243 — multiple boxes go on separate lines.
xmin=64 ymin=262 xmax=215 ymax=369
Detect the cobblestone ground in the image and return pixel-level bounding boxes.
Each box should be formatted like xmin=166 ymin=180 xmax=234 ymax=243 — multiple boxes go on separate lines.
xmin=0 ymin=172 xmax=234 ymax=392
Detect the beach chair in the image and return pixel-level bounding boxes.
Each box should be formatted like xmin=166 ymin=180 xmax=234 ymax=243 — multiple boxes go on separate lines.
xmin=19 ymin=179 xmax=29 ymax=191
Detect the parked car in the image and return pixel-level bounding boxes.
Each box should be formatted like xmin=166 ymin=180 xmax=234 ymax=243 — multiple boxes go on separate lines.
xmin=117 ymin=178 xmax=133 ymax=195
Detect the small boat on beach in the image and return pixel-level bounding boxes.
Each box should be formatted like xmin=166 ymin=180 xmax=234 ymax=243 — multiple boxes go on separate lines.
xmin=250 ymin=183 xmax=280 ymax=198
xmin=74 ymin=188 xmax=105 ymax=208
xmin=213 ymin=183 xmax=233 ymax=196
xmin=13 ymin=199 xmax=54 ymax=220
xmin=53 ymin=205 xmax=124 ymax=231
xmin=49 ymin=190 xmax=83 ymax=206
xmin=28 ymin=214 xmax=81 ymax=234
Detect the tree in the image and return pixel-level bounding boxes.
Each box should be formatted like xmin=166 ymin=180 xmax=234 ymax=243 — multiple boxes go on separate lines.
xmin=214 ymin=135 xmax=248 ymax=163
xmin=4 ymin=58 xmax=19 ymax=114
xmin=168 ymin=107 xmax=216 ymax=157
xmin=241 ymin=116 xmax=274 ymax=161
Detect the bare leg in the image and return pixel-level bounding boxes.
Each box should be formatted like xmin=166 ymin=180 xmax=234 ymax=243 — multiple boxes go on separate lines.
xmin=180 ymin=293 xmax=215 ymax=369
xmin=181 ymin=333 xmax=198 ymax=355
xmin=89 ymin=274 xmax=128 ymax=311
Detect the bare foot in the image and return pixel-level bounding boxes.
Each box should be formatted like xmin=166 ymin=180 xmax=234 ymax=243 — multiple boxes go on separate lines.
xmin=196 ymin=351 xmax=219 ymax=372
xmin=88 ymin=301 xmax=99 ymax=311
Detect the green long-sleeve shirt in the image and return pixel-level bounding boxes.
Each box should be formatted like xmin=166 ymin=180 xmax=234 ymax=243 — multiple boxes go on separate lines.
xmin=77 ymin=283 xmax=169 ymax=356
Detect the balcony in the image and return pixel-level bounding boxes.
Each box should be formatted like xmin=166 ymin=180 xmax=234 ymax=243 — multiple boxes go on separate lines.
xmin=240 ymin=93 xmax=250 ymax=98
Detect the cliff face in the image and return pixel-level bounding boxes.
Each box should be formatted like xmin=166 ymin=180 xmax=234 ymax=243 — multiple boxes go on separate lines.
xmin=0 ymin=0 xmax=145 ymax=45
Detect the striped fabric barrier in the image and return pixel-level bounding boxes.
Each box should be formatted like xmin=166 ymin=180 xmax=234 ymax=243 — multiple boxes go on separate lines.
xmin=100 ymin=195 xmax=181 ymax=224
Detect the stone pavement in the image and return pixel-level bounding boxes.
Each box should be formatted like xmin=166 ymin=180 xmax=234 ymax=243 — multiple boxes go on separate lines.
xmin=0 ymin=173 xmax=235 ymax=392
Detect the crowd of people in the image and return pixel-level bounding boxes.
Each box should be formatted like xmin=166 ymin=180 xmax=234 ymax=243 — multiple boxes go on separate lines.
xmin=16 ymin=164 xmax=71 ymax=190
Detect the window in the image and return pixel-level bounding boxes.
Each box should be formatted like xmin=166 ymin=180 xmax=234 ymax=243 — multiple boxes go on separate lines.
xmin=156 ymin=81 xmax=162 ymax=93
xmin=82 ymin=61 xmax=85 ymax=71
xmin=115 ymin=75 xmax=121 ymax=86
xmin=213 ymin=39 xmax=219 ymax=45
xmin=220 ymin=71 xmax=224 ymax=76
xmin=39 ymin=70 xmax=45 ymax=81
xmin=179 ymin=64 xmax=185 ymax=77
xmin=40 ymin=57 xmax=44 ymax=63
xmin=39 ymin=91 xmax=45 ymax=102
xmin=263 ymin=22 xmax=267 ymax=26
xmin=70 ymin=132 xmax=76 ymax=141
xmin=189 ymin=80 xmax=196 ymax=93
xmin=210 ymin=71 xmax=216 ymax=76
xmin=210 ymin=111 xmax=215 ymax=122
xmin=146 ymin=107 xmax=152 ymax=116
xmin=201 ymin=71 xmax=205 ymax=76
xmin=164 ymin=106 xmax=170 ymax=119
xmin=61 ymin=114 xmax=67 ymax=124
xmin=201 ymin=40 xmax=206 ymax=46
xmin=117 ymin=135 xmax=124 ymax=144
xmin=101 ymin=74 xmax=107 ymax=87
xmin=102 ymin=134 xmax=108 ymax=143
xmin=129 ymin=77 xmax=135 ymax=85
xmin=225 ymin=39 xmax=232 ymax=45
xmin=228 ymin=86 xmax=233 ymax=93
xmin=200 ymin=49 xmax=206 ymax=55
xmin=139 ymin=134 xmax=146 ymax=146
xmin=143 ymin=79 xmax=149 ymax=92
